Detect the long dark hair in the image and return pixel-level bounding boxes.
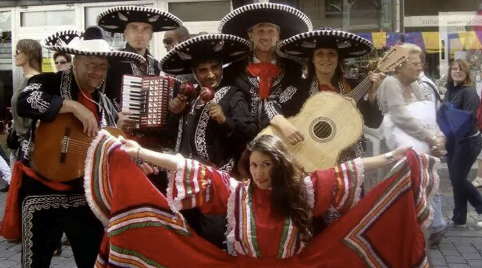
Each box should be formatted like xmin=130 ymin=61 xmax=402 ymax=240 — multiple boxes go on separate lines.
xmin=16 ymin=39 xmax=42 ymax=72
xmin=238 ymin=135 xmax=312 ymax=241
xmin=305 ymin=55 xmax=345 ymax=89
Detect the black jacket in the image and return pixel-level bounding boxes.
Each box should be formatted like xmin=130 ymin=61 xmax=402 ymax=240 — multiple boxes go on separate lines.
xmin=444 ymin=83 xmax=480 ymax=137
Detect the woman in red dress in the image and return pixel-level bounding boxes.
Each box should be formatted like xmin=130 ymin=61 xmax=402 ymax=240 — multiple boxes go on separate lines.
xmin=86 ymin=132 xmax=437 ymax=267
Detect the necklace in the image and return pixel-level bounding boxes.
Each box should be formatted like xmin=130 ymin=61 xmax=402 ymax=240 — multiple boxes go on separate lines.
xmin=73 ymin=67 xmax=101 ymax=107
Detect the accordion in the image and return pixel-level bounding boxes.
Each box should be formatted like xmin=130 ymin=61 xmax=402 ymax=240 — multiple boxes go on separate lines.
xmin=121 ymin=75 xmax=188 ymax=130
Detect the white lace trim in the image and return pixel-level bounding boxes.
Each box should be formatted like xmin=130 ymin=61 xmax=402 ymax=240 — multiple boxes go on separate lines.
xmin=226 ymin=179 xmax=243 ymax=256
xmin=352 ymin=157 xmax=365 ymax=208
xmin=166 ymin=154 xmax=189 ymax=213
xmin=84 ymin=130 xmax=113 ymax=227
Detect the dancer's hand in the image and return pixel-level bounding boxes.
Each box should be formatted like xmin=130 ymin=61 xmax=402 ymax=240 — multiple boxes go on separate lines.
xmin=390 ymin=146 xmax=412 ymax=161
xmin=119 ymin=136 xmax=141 ymax=157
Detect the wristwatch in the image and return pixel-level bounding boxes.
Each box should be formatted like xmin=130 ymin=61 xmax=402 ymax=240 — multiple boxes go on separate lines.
xmin=384 ymin=152 xmax=395 ymax=164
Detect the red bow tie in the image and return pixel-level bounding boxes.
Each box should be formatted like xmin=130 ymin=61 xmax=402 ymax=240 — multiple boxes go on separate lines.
xmin=247 ymin=62 xmax=281 ymax=99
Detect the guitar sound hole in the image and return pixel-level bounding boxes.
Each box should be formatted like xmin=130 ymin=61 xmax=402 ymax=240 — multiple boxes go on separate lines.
xmin=313 ymin=121 xmax=332 ymax=139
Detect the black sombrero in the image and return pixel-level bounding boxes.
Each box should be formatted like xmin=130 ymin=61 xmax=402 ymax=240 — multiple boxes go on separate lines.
xmin=279 ymin=28 xmax=375 ymax=59
xmin=42 ymin=26 xmax=145 ymax=62
xmin=218 ymin=3 xmax=312 ymax=40
xmin=97 ymin=6 xmax=182 ymax=33
xmin=160 ymin=34 xmax=252 ymax=75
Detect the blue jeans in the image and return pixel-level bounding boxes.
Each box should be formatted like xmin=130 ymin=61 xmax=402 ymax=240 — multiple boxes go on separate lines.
xmin=447 ymin=134 xmax=482 ymax=224
xmin=429 ymin=193 xmax=447 ymax=233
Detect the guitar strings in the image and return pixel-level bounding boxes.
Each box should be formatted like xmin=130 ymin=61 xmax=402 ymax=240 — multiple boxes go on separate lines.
xmin=311 ymin=68 xmax=379 ymax=137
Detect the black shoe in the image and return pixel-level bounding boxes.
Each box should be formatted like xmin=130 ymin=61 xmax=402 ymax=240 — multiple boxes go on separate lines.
xmin=429 ymin=225 xmax=449 ymax=247
xmin=0 ymin=184 xmax=9 ymax=192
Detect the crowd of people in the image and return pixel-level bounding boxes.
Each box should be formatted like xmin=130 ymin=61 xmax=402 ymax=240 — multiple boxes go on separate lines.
xmin=0 ymin=1 xmax=480 ymax=267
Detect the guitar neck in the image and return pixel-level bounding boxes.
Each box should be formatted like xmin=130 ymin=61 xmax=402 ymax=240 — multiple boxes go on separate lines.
xmin=347 ymin=68 xmax=380 ymax=102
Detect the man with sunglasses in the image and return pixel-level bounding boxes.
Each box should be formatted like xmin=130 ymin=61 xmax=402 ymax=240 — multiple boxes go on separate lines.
xmin=97 ymin=6 xmax=182 ymax=110
xmin=163 ymin=25 xmax=190 ymax=52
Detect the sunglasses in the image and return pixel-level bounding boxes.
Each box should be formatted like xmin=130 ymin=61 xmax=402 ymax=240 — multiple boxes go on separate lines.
xmin=163 ymin=37 xmax=173 ymax=45
xmin=55 ymin=61 xmax=68 ymax=65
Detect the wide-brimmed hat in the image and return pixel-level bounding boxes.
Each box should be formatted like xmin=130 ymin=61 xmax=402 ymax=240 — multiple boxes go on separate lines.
xmin=42 ymin=26 xmax=145 ymax=62
xmin=160 ymin=34 xmax=251 ymax=75
xmin=218 ymin=3 xmax=312 ymax=40
xmin=97 ymin=6 xmax=182 ymax=33
xmin=278 ymin=28 xmax=374 ymax=59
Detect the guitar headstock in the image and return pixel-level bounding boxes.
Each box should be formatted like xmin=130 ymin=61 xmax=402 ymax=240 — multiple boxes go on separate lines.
xmin=377 ymin=44 xmax=410 ymax=73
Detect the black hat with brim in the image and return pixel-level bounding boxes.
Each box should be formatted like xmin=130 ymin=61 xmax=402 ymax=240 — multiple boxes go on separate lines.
xmin=97 ymin=6 xmax=182 ymax=33
xmin=279 ymin=28 xmax=374 ymax=59
xmin=160 ymin=34 xmax=252 ymax=75
xmin=218 ymin=3 xmax=312 ymax=40
xmin=42 ymin=26 xmax=145 ymax=63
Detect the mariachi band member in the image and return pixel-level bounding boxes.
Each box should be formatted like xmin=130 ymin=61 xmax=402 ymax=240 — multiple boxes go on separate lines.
xmin=97 ymin=6 xmax=182 ymax=110
xmin=273 ymin=28 xmax=384 ymax=160
xmin=161 ymin=33 xmax=259 ymax=248
xmin=1 ymin=26 xmax=143 ymax=268
xmin=220 ymin=3 xmax=311 ymax=131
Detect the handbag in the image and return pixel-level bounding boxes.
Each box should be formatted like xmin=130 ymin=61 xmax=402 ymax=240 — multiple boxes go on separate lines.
xmin=436 ymin=101 xmax=472 ymax=151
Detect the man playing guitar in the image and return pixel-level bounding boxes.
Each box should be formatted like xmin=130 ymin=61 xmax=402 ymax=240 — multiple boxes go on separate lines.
xmin=1 ymin=26 xmax=143 ymax=268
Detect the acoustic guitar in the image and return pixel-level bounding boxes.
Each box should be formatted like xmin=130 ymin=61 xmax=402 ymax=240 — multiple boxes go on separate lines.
xmin=259 ymin=45 xmax=409 ymax=172
xmin=31 ymin=113 xmax=125 ymax=181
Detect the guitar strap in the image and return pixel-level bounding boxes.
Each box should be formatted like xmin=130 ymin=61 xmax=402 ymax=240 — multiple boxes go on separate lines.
xmin=421 ymin=80 xmax=442 ymax=103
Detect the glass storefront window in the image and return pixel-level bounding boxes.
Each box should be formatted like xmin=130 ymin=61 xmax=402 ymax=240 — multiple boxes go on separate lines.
xmin=20 ymin=10 xmax=75 ymax=27
xmin=168 ymin=1 xmax=230 ymax=22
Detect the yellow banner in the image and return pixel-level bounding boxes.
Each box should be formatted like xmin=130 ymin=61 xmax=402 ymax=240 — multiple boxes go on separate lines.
xmin=42 ymin=57 xmax=55 ymax=73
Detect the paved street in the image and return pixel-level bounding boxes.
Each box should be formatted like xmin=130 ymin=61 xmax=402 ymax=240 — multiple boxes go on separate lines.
xmin=0 ymin=163 xmax=482 ymax=267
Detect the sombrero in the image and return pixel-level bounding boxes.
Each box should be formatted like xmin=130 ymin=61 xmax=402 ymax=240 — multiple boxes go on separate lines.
xmin=279 ymin=28 xmax=375 ymax=58
xmin=97 ymin=6 xmax=182 ymax=33
xmin=42 ymin=26 xmax=145 ymax=63
xmin=160 ymin=34 xmax=251 ymax=75
xmin=218 ymin=3 xmax=312 ymax=40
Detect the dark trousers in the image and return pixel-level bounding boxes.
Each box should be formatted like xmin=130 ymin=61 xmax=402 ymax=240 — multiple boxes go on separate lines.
xmin=19 ymin=175 xmax=103 ymax=268
xmin=447 ymin=134 xmax=482 ymax=224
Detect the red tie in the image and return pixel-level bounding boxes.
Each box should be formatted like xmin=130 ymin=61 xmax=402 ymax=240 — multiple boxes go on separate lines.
xmin=247 ymin=62 xmax=281 ymax=99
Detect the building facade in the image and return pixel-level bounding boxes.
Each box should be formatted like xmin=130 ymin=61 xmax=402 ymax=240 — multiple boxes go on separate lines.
xmin=1 ymin=0 xmax=482 ymax=120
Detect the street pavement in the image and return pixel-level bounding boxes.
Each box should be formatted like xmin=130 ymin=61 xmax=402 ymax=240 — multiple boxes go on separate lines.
xmin=0 ymin=163 xmax=482 ymax=267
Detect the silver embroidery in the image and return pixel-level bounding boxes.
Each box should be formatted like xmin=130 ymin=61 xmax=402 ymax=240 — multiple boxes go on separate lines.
xmin=309 ymin=78 xmax=318 ymax=96
xmin=249 ymin=87 xmax=260 ymax=118
xmin=22 ymin=194 xmax=86 ymax=267
xmin=60 ymin=70 xmax=73 ymax=100
xmin=264 ymin=101 xmax=279 ymax=120
xmin=147 ymin=55 xmax=156 ymax=75
xmin=219 ymin=158 xmax=235 ymax=173
xmin=309 ymin=78 xmax=346 ymax=96
xmin=26 ymin=91 xmax=50 ymax=113
xmin=129 ymin=61 xmax=142 ymax=76
xmin=194 ymin=87 xmax=230 ymax=161
xmin=279 ymin=86 xmax=297 ymax=103
xmin=175 ymin=116 xmax=184 ymax=153
xmin=21 ymin=83 xmax=41 ymax=93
